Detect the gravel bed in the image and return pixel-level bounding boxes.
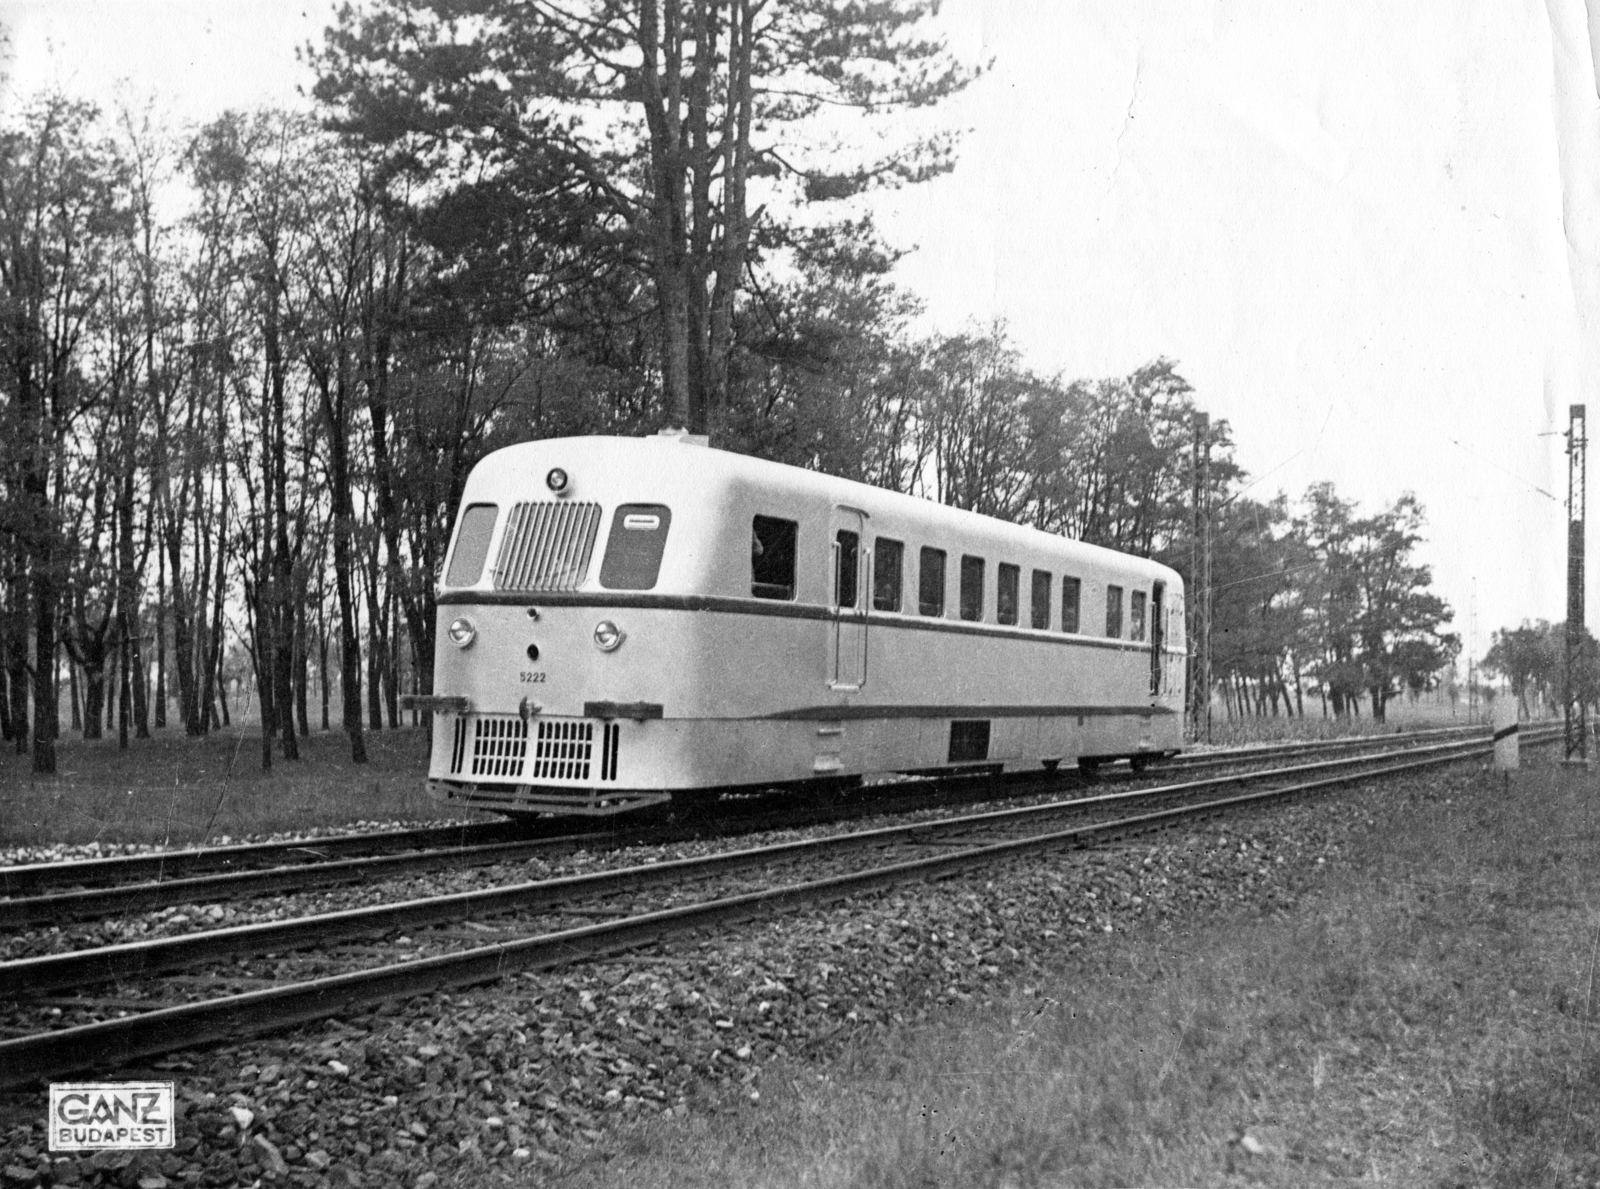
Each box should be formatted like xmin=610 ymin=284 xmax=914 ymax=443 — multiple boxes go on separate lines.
xmin=0 ymin=762 xmax=1478 ymax=1186
xmin=0 ymin=822 xmax=485 ymax=871
xmin=0 ymin=783 xmax=1139 ymax=963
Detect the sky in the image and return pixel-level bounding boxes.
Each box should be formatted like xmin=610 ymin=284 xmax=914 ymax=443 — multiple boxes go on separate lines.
xmin=1 ymin=0 xmax=1596 ymax=667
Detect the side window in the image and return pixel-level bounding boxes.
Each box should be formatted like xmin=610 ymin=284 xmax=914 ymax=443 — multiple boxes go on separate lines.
xmin=599 ymin=504 xmax=672 ymax=590
xmin=1062 ymin=576 xmax=1081 ymax=634
xmin=1106 ymin=584 xmax=1124 ymax=638
xmin=874 ymin=538 xmax=904 ymax=612
xmin=752 ymin=515 xmax=798 ymax=600
xmin=445 ymin=503 xmax=497 ymax=587
xmin=1131 ymin=589 xmax=1147 ymax=642
xmin=919 ymin=547 xmax=946 ymax=616
xmin=1031 ymin=570 xmax=1051 ymax=630
xmin=997 ymin=563 xmax=1019 ymax=625
xmin=834 ymin=529 xmax=860 ymax=608
xmin=960 ymin=556 xmax=985 ymax=622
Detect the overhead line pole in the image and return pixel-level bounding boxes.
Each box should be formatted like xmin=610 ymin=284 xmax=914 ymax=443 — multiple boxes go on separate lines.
xmin=1190 ymin=412 xmax=1212 ymax=743
xmin=1566 ymin=404 xmax=1588 ymax=765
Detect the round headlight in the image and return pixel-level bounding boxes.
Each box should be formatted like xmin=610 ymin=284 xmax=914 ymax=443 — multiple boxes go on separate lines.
xmin=448 ymin=617 xmax=477 ymax=648
xmin=593 ymin=620 xmax=625 ymax=652
xmin=546 ymin=467 xmax=569 ymax=495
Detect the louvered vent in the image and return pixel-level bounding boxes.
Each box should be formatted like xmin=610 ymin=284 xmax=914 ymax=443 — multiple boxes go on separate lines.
xmin=449 ymin=716 xmax=469 ymax=775
xmin=530 ymin=719 xmax=594 ymax=781
xmin=600 ymin=721 xmax=620 ymax=782
xmin=492 ymin=501 xmax=601 ymax=592
xmin=471 ymin=717 xmax=528 ymax=778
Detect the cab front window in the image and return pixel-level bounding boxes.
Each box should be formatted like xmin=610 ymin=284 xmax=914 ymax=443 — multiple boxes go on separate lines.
xmin=600 ymin=505 xmax=673 ymax=590
xmin=445 ymin=504 xmax=498 ymax=587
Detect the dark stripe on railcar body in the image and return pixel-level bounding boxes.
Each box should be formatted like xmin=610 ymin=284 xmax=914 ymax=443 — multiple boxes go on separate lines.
xmin=757 ymin=702 xmax=1177 ymax=721
xmin=437 ymin=590 xmax=1179 ymax=655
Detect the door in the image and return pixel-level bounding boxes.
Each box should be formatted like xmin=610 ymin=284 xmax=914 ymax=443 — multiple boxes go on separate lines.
xmin=828 ymin=505 xmax=870 ymax=691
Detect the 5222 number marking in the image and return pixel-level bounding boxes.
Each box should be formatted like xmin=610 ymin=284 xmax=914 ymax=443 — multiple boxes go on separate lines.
xmin=519 ymin=671 xmax=547 ymax=684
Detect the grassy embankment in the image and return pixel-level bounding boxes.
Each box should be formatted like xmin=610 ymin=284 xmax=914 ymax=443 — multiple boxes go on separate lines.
xmin=1204 ymin=693 xmax=1490 ymax=747
xmin=0 ymin=725 xmax=468 ymax=849
xmin=552 ymin=752 xmax=1600 ymax=1188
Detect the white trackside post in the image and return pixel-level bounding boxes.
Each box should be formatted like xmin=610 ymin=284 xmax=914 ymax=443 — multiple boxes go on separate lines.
xmin=1492 ymin=698 xmax=1519 ymax=777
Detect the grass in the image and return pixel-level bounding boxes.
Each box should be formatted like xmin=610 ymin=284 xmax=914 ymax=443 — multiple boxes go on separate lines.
xmin=1204 ymin=694 xmax=1497 ymax=747
xmin=546 ymin=754 xmax=1600 ymax=1188
xmin=0 ymin=724 xmax=481 ymax=850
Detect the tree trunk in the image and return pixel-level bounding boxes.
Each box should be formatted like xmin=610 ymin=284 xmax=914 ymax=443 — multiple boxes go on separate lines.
xmin=154 ymin=549 xmax=167 ymax=728
xmin=68 ymin=659 xmax=81 ymax=733
xmin=294 ymin=602 xmax=310 ymax=738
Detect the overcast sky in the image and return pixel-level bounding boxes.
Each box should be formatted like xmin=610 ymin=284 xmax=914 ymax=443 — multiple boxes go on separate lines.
xmin=3 ymin=0 xmax=1597 ymax=666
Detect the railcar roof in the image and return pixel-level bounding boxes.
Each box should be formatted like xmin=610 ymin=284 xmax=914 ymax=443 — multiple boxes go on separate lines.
xmin=472 ymin=434 xmax=1180 ymax=583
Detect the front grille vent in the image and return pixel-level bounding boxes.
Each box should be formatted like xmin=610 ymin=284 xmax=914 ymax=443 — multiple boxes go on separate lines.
xmin=450 ymin=716 xmax=469 ymax=775
xmin=600 ymin=722 xmax=620 ymax=782
xmin=531 ymin=719 xmax=594 ymax=781
xmin=471 ymin=717 xmax=528 ymax=778
xmin=493 ymin=501 xmax=601 ymax=592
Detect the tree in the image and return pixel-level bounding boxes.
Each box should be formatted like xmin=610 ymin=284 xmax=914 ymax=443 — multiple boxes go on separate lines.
xmin=0 ymin=95 xmax=132 ymax=771
xmin=311 ymin=0 xmax=972 ymax=435
xmin=1348 ymin=493 xmax=1455 ymax=719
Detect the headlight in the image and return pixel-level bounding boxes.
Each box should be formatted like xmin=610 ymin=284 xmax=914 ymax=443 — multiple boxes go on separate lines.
xmin=448 ymin=617 xmax=477 ymax=648
xmin=593 ymin=620 xmax=625 ymax=652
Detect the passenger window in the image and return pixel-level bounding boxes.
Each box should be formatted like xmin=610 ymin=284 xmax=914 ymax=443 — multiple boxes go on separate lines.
xmin=960 ymin=556 xmax=985 ymax=621
xmin=1106 ymin=584 xmax=1124 ymax=638
xmin=919 ymin=547 xmax=946 ymax=616
xmin=835 ymin=529 xmax=860 ymax=608
xmin=1031 ymin=570 xmax=1051 ymax=630
xmin=599 ymin=504 xmax=672 ymax=590
xmin=1062 ymin=576 xmax=1081 ymax=634
xmin=874 ymin=538 xmax=904 ymax=612
xmin=445 ymin=503 xmax=497 ymax=587
xmin=997 ymin=563 xmax=1019 ymax=625
xmin=1131 ymin=590 xmax=1147 ymax=642
xmin=752 ymin=516 xmax=798 ymax=600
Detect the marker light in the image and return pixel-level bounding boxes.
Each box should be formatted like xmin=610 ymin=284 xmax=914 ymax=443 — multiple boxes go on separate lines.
xmin=447 ymin=617 xmax=477 ymax=648
xmin=546 ymin=467 xmax=570 ymax=495
xmin=593 ymin=621 xmax=625 ymax=652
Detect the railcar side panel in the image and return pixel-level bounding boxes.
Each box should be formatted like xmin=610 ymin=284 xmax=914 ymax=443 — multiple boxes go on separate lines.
xmin=417 ymin=434 xmax=1186 ymax=814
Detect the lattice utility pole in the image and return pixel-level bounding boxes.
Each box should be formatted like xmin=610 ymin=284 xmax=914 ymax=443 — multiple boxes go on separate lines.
xmin=1566 ymin=404 xmax=1588 ymax=764
xmin=1190 ymin=412 xmax=1212 ymax=743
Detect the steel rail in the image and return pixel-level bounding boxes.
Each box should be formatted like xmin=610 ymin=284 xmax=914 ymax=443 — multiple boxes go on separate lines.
xmin=0 ymin=732 xmax=1538 ymax=997
xmin=0 ymin=730 xmax=1553 ymax=1089
xmin=0 ymin=820 xmax=546 ymax=898
xmin=0 ymin=722 xmax=1499 ymax=903
xmin=1161 ymin=722 xmax=1495 ymax=769
xmin=0 ymin=725 xmax=1491 ymax=927
xmin=0 ymin=834 xmax=593 ymax=929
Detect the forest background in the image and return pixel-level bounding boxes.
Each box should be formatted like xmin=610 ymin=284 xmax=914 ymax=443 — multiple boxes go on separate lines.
xmin=0 ymin=0 xmax=1545 ymax=776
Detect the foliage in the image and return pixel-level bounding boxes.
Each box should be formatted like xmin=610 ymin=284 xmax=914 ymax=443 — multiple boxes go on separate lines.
xmin=0 ymin=51 xmax=1473 ymax=774
xmin=309 ymin=0 xmax=973 ymax=435
xmin=1482 ymin=619 xmax=1600 ymax=714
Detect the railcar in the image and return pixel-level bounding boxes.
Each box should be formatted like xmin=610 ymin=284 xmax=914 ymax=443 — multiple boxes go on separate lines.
xmin=404 ymin=432 xmax=1186 ymax=815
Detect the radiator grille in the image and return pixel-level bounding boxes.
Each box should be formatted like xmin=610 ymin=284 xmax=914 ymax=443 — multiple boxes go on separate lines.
xmin=492 ymin=501 xmax=601 ymax=592
xmin=530 ymin=719 xmax=593 ymax=781
xmin=471 ymin=717 xmax=528 ymax=778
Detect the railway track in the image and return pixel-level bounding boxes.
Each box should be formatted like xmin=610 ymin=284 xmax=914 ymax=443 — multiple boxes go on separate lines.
xmin=0 ymin=725 xmax=1553 ymax=1089
xmin=0 ymin=723 xmax=1507 ymax=928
